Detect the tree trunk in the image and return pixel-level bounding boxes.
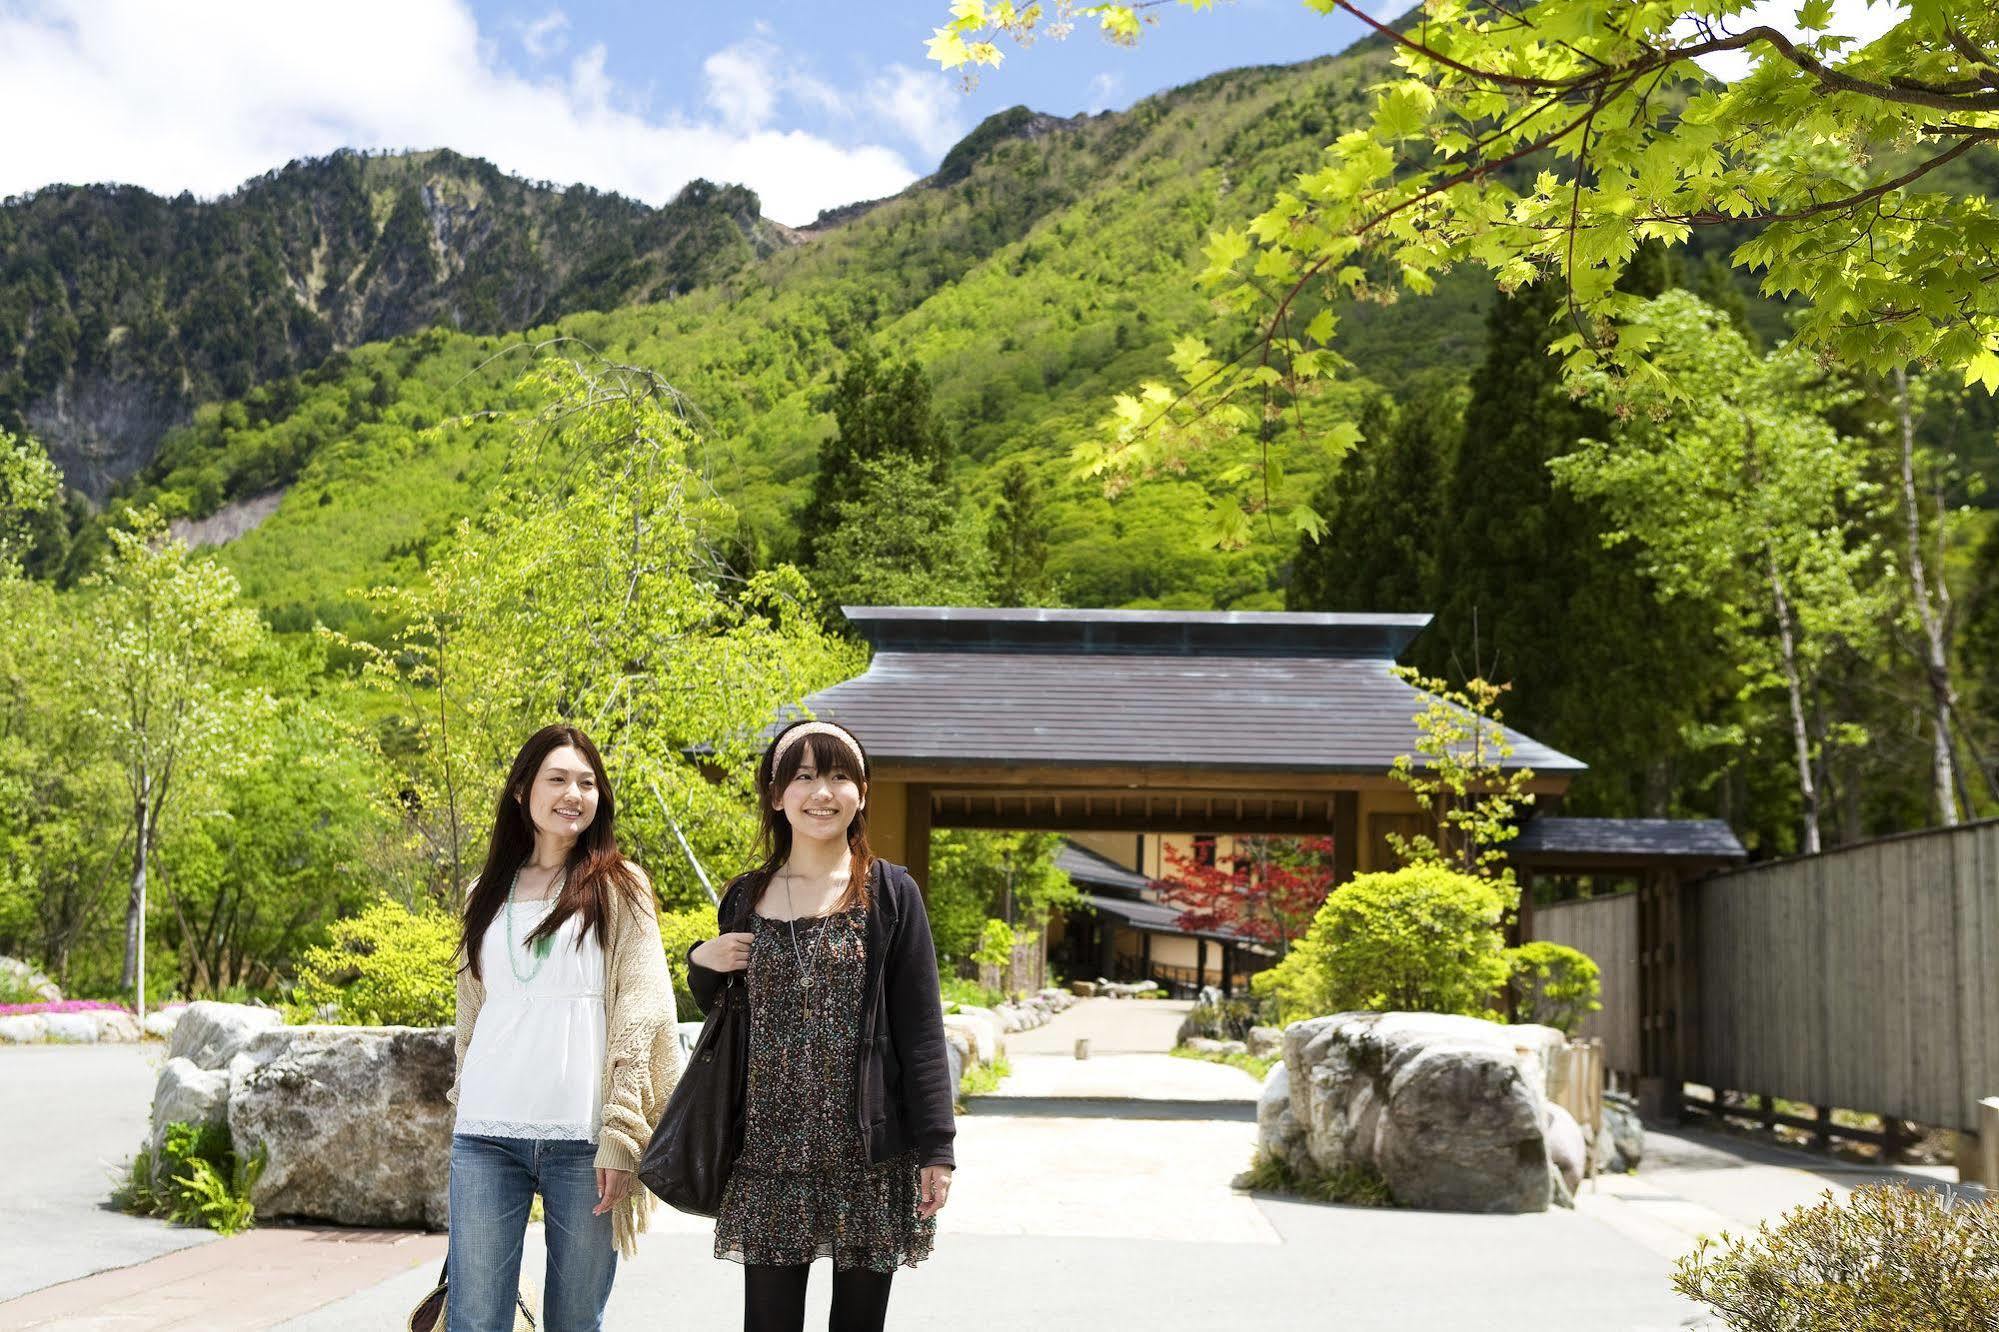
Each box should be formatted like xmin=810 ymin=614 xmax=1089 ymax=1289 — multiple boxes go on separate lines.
xmin=121 ymin=779 xmax=150 ymax=1020
xmin=1765 ymin=547 xmax=1822 ymax=854
xmin=1893 ymin=367 xmax=1961 ymax=826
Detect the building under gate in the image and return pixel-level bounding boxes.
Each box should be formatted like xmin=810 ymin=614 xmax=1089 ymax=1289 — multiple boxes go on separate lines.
xmin=791 ymin=606 xmax=1743 ymax=1114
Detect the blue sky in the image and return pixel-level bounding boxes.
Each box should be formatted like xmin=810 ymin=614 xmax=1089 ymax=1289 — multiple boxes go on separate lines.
xmin=0 ymin=0 xmax=1373 ymax=225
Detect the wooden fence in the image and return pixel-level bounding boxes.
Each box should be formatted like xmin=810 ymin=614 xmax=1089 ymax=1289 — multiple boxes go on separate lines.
xmin=1689 ymin=819 xmax=1999 ymax=1132
xmin=1532 ymin=893 xmax=1640 ymax=1081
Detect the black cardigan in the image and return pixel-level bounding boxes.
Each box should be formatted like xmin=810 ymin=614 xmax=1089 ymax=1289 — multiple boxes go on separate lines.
xmin=685 ymin=859 xmax=957 ymax=1170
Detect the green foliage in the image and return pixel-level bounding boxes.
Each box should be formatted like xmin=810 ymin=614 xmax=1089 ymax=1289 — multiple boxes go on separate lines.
xmin=1235 ymin=1148 xmax=1395 ymax=1208
xmin=117 ymin=1120 xmax=263 ymax=1236
xmin=797 ymin=344 xmax=949 ymax=555
xmin=957 ymin=1053 xmax=1012 ymax=1100
xmin=1672 ymin=1183 xmax=1999 ymax=1331
xmin=939 ymin=975 xmax=1006 ymax=1010
xmin=1181 ymin=996 xmax=1267 ymax=1041
xmin=1552 ymin=291 xmax=1891 ymax=852
xmin=328 ymin=359 xmax=856 ymax=906
xmin=659 ymin=905 xmax=719 ymax=1021
xmin=986 ymin=459 xmax=1059 ymax=605
xmin=0 ymin=429 xmax=59 ymax=574
xmin=1284 ymin=865 xmax=1511 ymax=1019
xmin=941 ymin=1 xmax=1999 ymax=539
xmin=1502 ymin=941 xmax=1602 ymax=1036
xmin=928 ymin=830 xmax=1079 ymax=968
xmin=972 ymin=917 xmax=1019 ymax=971
xmin=0 ymin=151 xmax=767 ymax=506
xmin=1387 ymin=670 xmax=1534 ymax=881
xmin=810 ymin=454 xmax=993 ymax=608
xmin=288 ymin=899 xmax=458 ymax=1026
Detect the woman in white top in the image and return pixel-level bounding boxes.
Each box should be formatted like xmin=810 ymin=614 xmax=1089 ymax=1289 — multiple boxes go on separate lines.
xmin=447 ymin=724 xmax=676 ymax=1332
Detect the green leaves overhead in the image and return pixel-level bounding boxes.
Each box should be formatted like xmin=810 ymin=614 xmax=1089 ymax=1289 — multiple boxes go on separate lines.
xmin=936 ymin=0 xmax=1999 ymax=540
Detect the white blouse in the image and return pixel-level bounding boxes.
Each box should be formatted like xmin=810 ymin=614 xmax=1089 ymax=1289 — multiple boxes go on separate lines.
xmin=455 ymin=898 xmax=608 ymax=1142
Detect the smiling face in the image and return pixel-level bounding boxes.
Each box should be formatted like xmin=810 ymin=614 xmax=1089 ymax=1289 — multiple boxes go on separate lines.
xmin=520 ymin=744 xmax=600 ymax=847
xmin=772 ymin=747 xmax=865 ymax=848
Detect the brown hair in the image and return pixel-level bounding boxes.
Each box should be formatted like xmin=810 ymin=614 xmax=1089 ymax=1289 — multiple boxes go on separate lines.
xmin=750 ymin=720 xmax=874 ymax=913
xmin=460 ymin=724 xmax=647 ymax=980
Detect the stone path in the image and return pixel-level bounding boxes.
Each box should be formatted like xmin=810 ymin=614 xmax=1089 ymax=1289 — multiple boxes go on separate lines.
xmin=2 ymin=1001 xmax=1976 ymax=1329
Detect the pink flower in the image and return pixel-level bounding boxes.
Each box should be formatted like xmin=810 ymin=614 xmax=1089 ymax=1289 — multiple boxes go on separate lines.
xmin=0 ymin=1000 xmax=133 ymax=1017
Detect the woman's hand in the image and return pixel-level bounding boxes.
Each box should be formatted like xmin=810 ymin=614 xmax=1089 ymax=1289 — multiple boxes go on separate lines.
xmin=917 ymin=1165 xmax=953 ymax=1219
xmin=691 ymin=932 xmax=754 ymax=973
xmin=593 ymin=1167 xmax=634 ymax=1216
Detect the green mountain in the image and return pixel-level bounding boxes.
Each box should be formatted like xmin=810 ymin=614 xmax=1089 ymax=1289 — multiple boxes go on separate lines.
xmin=0 ymin=149 xmax=790 ymax=498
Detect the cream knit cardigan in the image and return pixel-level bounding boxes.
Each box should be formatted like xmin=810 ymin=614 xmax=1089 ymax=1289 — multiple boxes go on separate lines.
xmin=449 ymin=878 xmax=682 ymax=1258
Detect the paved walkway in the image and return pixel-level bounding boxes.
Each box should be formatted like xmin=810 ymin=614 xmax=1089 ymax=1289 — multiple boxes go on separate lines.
xmin=3 ymin=1002 xmax=1976 ymax=1329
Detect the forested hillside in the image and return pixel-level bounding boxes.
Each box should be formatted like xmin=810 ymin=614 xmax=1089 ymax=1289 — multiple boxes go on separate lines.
xmin=0 ymin=150 xmax=788 ymax=498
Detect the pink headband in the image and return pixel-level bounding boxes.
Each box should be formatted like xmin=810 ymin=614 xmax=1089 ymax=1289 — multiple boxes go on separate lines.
xmin=770 ymin=722 xmax=866 ymax=777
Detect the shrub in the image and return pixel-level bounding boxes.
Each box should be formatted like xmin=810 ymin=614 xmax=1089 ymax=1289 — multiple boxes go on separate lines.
xmin=659 ymin=905 xmax=719 ymax=1021
xmin=1290 ymin=865 xmax=1511 ymax=1019
xmin=939 ymin=975 xmax=1005 ymax=1010
xmin=115 ymin=1120 xmax=264 ymax=1236
xmin=1235 ymin=1149 xmax=1395 ymax=1208
xmin=289 ymin=898 xmax=457 ymax=1026
xmin=1673 ymin=1183 xmax=1999 ymax=1330
xmin=972 ymin=918 xmax=1017 ymax=971
xmin=1502 ymin=941 xmax=1602 ymax=1035
xmin=1181 ymin=996 xmax=1267 ymax=1041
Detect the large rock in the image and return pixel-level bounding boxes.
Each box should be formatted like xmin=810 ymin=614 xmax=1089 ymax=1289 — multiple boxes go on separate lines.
xmin=228 ymin=1026 xmax=453 ymax=1228
xmin=1543 ymin=1102 xmax=1585 ymax=1204
xmin=150 ymin=1057 xmax=231 ymax=1170
xmin=93 ymin=1009 xmax=143 ymax=1042
xmin=0 ymin=955 xmax=61 ymax=1002
xmin=170 ymin=1001 xmax=282 ymax=1070
xmin=42 ymin=1012 xmax=99 ymax=1043
xmin=942 ymin=1006 xmax=1003 ymax=1067
xmin=1598 ymin=1091 xmax=1645 ymax=1173
xmin=144 ymin=1007 xmax=187 ymax=1040
xmin=1247 ymin=1026 xmax=1285 ymax=1060
xmin=0 ymin=1014 xmax=47 ymax=1043
xmin=945 ymin=1039 xmax=964 ymax=1092
xmin=1276 ymin=1012 xmax=1571 ymax=1213
xmin=1257 ymin=1062 xmax=1310 ymax=1177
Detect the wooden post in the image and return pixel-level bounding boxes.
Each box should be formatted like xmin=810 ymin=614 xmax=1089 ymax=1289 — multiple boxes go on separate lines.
xmin=1332 ymin=792 xmax=1358 ymax=886
xmin=1514 ymin=867 xmax=1536 ymax=948
xmin=1196 ymin=937 xmax=1209 ymax=993
xmin=903 ymin=783 xmax=931 ymax=898
xmin=1140 ymin=931 xmax=1152 ymax=981
xmin=1760 ymin=1093 xmax=1777 ymax=1135
xmin=1814 ymin=1104 xmax=1834 ymax=1153
xmin=1221 ymin=942 xmax=1234 ymax=998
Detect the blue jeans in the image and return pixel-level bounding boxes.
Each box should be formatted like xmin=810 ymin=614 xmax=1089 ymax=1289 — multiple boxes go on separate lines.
xmin=448 ymin=1134 xmax=617 ymax=1332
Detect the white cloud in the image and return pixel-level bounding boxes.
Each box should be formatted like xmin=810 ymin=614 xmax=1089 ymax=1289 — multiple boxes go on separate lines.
xmin=1684 ymin=0 xmax=1907 ymax=81
xmin=0 ymin=0 xmax=920 ymax=226
xmin=519 ymin=8 xmax=568 ymax=60
xmin=703 ymin=39 xmax=781 ymax=132
xmin=865 ymin=64 xmax=966 ymax=161
xmin=1086 ymin=71 xmax=1122 ymax=114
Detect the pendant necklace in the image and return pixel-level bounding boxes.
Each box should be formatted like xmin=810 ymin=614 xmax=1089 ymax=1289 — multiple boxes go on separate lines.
xmin=780 ymin=869 xmax=843 ymax=991
xmin=506 ymin=863 xmax=563 ymax=986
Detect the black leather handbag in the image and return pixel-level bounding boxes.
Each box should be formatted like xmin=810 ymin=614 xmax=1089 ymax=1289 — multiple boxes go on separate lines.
xmin=637 ymin=971 xmax=748 ymax=1217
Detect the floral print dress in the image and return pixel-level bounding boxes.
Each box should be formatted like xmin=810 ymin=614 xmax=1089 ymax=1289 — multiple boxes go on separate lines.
xmin=714 ymin=905 xmax=935 ymax=1273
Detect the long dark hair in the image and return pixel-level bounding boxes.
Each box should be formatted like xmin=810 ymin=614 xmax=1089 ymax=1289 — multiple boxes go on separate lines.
xmin=460 ymin=724 xmax=647 ymax=980
xmin=747 ymin=720 xmax=875 ymax=914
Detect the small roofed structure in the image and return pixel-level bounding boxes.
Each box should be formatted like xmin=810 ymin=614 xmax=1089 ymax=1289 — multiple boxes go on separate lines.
xmin=1053 ymin=838 xmax=1268 ymax=994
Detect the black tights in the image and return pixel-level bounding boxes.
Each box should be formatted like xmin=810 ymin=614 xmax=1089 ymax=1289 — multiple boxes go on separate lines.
xmin=742 ymin=1262 xmax=894 ymax=1332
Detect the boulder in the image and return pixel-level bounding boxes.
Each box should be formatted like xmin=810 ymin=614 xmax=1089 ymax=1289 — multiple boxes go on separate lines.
xmin=1247 ymin=1026 xmax=1285 ymax=1060
xmin=945 ymin=1039 xmax=964 ymax=1092
xmin=170 ymin=1001 xmax=282 ymax=1070
xmin=144 ymin=1005 xmax=189 ymax=1040
xmin=1598 ymin=1091 xmax=1645 ymax=1173
xmin=941 ymin=1025 xmax=974 ymax=1075
xmin=92 ymin=1009 xmax=143 ymax=1042
xmin=941 ymin=1006 xmax=1003 ymax=1067
xmin=150 ymin=1057 xmax=231 ymax=1168
xmin=1257 ymin=1062 xmax=1310 ymax=1177
xmin=1275 ymin=1012 xmax=1572 ymax=1213
xmin=0 ymin=955 xmax=61 ymax=1002
xmin=1543 ymin=1102 xmax=1586 ymax=1203
xmin=1185 ymin=1037 xmax=1249 ymax=1056
xmin=1070 ymin=981 xmax=1097 ymax=998
xmin=228 ymin=1026 xmax=453 ymax=1229
xmin=0 ymin=1014 xmax=47 ymax=1043
xmin=42 ymin=1012 xmax=99 ymax=1043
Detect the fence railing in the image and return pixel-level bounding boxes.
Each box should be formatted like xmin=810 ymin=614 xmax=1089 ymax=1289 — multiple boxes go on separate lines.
xmin=1531 ymin=893 xmax=1639 ymax=1078
xmin=1689 ymin=818 xmax=1999 ymax=1133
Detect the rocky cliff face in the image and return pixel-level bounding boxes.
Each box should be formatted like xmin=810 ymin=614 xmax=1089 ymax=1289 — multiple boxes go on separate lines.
xmin=0 ymin=150 xmax=793 ymax=499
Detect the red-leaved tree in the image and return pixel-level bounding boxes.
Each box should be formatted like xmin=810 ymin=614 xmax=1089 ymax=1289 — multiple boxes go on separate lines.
xmin=1155 ymin=836 xmax=1338 ymax=958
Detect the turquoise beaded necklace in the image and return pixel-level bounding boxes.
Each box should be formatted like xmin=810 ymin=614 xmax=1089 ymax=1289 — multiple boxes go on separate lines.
xmin=505 ymin=864 xmax=564 ymax=985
